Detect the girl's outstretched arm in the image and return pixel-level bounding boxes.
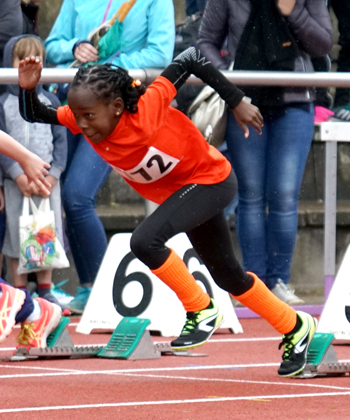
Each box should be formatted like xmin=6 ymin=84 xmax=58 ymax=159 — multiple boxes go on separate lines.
xmin=18 ymin=56 xmax=60 ymax=125
xmin=161 ymin=47 xmax=263 ymax=137
xmin=0 ymin=130 xmax=51 ymax=196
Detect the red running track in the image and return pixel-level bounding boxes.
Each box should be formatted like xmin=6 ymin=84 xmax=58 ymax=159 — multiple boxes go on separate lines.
xmin=1 ymin=317 xmax=350 ymax=420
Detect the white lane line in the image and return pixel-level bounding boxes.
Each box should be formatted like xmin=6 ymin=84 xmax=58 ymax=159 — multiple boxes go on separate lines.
xmin=1 ymin=360 xmax=350 ymax=379
xmin=0 ymin=363 xmax=280 ymax=379
xmin=2 ymin=363 xmax=350 ymax=391
xmin=1 ymin=391 xmax=350 ymax=414
xmin=122 ymin=373 xmax=350 ymax=391
xmin=0 ymin=336 xmax=281 ymax=353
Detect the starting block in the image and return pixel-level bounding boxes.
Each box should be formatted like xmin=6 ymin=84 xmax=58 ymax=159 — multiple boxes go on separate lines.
xmin=8 ymin=316 xmax=207 ymax=362
xmin=295 ymin=333 xmax=350 ymax=379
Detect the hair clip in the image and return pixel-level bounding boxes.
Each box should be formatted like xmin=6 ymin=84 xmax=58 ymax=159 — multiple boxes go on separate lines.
xmin=131 ymin=79 xmax=141 ymax=87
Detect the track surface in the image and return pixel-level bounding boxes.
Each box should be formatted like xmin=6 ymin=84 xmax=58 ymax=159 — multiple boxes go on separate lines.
xmin=1 ymin=317 xmax=350 ymax=420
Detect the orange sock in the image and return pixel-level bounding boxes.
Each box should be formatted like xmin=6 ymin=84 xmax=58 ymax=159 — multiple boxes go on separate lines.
xmin=232 ymin=272 xmax=297 ymax=335
xmin=151 ymin=249 xmax=210 ymax=312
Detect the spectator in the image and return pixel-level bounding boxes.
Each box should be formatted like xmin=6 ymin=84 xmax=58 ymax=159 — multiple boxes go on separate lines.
xmin=318 ymin=0 xmax=350 ymax=121
xmin=0 ymin=0 xmax=23 ymax=68
xmin=43 ymin=0 xmax=175 ymax=314
xmin=0 ymin=35 xmax=67 ymax=307
xmin=313 ymin=55 xmax=334 ymax=123
xmin=0 ymin=130 xmax=61 ymax=349
xmin=21 ymin=0 xmax=42 ymax=35
xmin=197 ymin=0 xmax=333 ymax=304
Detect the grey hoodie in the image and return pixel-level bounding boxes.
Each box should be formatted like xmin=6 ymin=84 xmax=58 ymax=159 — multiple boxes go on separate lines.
xmin=0 ymin=35 xmax=67 ymax=182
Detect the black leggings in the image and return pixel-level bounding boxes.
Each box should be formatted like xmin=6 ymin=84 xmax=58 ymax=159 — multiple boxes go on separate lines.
xmin=130 ymin=170 xmax=254 ymax=296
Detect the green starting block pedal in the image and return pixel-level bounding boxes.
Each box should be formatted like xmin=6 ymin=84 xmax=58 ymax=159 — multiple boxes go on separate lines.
xmin=8 ymin=316 xmax=209 ymax=362
xmin=295 ymin=333 xmax=350 ymax=378
xmin=11 ymin=316 xmax=104 ymax=361
xmin=98 ymin=317 xmax=160 ymax=360
xmin=47 ymin=316 xmax=72 ymax=347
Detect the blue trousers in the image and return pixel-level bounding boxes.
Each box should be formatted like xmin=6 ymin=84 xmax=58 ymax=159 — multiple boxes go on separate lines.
xmin=225 ymin=104 xmax=314 ymax=289
xmin=61 ymin=133 xmax=112 ymax=285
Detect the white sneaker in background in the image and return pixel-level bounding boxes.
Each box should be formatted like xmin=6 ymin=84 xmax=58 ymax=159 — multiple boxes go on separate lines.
xmin=271 ymin=279 xmax=305 ymax=305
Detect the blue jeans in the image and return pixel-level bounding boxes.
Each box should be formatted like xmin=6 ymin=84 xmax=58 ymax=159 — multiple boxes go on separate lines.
xmin=62 ymin=132 xmax=112 ymax=285
xmin=225 ymin=105 xmax=314 ymax=289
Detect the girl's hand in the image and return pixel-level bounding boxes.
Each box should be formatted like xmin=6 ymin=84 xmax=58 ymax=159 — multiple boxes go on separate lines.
xmin=18 ymin=56 xmax=43 ymax=90
xmin=41 ymin=174 xmax=57 ymax=196
xmin=232 ymin=99 xmax=264 ymax=138
xmin=16 ymin=174 xmax=33 ymax=197
xmin=277 ymin=0 xmax=296 ymax=16
xmin=74 ymin=42 xmax=99 ymax=63
xmin=19 ymin=152 xmax=51 ymax=197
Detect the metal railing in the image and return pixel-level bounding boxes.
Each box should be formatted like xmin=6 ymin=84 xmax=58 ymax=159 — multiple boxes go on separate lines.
xmin=2 ymin=67 xmax=350 ymax=87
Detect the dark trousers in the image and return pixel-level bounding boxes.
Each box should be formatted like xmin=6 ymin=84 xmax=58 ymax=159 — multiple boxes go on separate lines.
xmin=130 ymin=170 xmax=254 ymax=297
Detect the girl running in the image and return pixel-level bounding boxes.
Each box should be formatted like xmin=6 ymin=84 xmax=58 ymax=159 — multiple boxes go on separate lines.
xmin=18 ymin=47 xmax=316 ymax=377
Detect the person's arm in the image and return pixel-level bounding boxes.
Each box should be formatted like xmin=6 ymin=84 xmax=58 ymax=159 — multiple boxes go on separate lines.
xmin=18 ymin=57 xmax=60 ymax=125
xmin=44 ymin=0 xmax=80 ymax=66
xmin=109 ymin=0 xmax=175 ymax=69
xmin=0 ymin=130 xmax=51 ymax=195
xmin=161 ymin=47 xmax=263 ymax=137
xmin=196 ymin=0 xmax=230 ymax=70
xmin=42 ymin=91 xmax=68 ymax=179
xmin=162 ymin=47 xmax=245 ymax=107
xmin=281 ymin=0 xmax=333 ymax=57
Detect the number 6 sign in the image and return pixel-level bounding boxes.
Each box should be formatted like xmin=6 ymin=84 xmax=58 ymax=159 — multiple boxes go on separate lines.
xmin=77 ymin=233 xmax=243 ymax=337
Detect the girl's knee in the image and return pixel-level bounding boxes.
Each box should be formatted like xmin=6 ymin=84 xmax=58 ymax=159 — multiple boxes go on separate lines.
xmin=130 ymin=231 xmax=149 ymax=260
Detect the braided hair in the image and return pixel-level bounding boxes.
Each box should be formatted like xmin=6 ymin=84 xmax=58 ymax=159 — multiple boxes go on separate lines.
xmin=70 ymin=64 xmax=146 ymax=113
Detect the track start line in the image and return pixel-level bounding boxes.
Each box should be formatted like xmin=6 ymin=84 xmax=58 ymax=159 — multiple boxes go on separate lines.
xmin=4 ymin=316 xmax=350 ymax=379
xmin=5 ymin=317 xmax=207 ymax=362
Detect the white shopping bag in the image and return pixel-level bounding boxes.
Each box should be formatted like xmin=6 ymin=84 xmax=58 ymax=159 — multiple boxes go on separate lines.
xmin=18 ymin=197 xmax=69 ymax=274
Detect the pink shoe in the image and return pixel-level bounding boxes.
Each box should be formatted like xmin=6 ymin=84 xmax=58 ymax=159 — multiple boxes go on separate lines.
xmin=314 ymin=106 xmax=334 ymax=124
xmin=0 ymin=284 xmax=26 ymax=344
xmin=16 ymin=297 xmax=62 ymax=349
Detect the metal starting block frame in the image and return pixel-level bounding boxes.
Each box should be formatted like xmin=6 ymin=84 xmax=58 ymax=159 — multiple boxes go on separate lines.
xmin=9 ymin=316 xmax=207 ymax=362
xmin=295 ymin=333 xmax=350 ymax=379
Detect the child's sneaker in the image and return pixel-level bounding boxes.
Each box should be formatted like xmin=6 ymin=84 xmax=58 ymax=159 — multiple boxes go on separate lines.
xmin=171 ymin=298 xmax=223 ymax=350
xmin=0 ymin=284 xmax=26 ymax=344
xmin=51 ymin=280 xmax=74 ymax=307
xmin=278 ymin=311 xmax=317 ymax=377
xmin=66 ymin=285 xmax=92 ymax=314
xmin=16 ymin=297 xmax=62 ymax=349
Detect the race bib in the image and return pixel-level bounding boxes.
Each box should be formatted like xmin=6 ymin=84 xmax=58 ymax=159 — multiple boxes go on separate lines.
xmin=111 ymin=147 xmax=180 ymax=184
